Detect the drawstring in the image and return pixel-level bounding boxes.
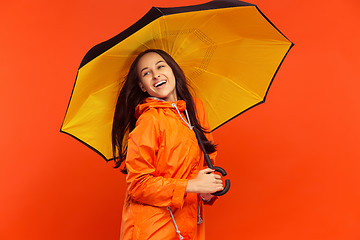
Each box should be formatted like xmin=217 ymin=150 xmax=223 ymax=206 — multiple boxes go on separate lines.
xmin=185 ymin=109 xmax=192 ymax=128
xmin=172 ymin=103 xmax=194 ymax=130
xmin=197 ymin=205 xmax=203 ymax=224
xmin=167 ymin=206 xmax=184 ymax=240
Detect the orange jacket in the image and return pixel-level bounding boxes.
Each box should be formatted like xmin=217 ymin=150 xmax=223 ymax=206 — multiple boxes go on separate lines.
xmin=120 ymin=97 xmax=217 ymax=240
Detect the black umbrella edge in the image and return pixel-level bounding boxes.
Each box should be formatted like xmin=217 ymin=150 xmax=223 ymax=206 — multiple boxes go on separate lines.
xmin=59 ymin=71 xmax=114 ymax=162
xmin=60 ymin=129 xmax=114 ymax=162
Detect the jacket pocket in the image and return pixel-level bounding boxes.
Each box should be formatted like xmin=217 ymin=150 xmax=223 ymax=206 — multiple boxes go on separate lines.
xmin=132 ymin=203 xmax=175 ymax=239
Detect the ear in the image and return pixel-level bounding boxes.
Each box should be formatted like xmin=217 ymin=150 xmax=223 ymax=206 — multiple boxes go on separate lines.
xmin=138 ymin=81 xmax=146 ymax=92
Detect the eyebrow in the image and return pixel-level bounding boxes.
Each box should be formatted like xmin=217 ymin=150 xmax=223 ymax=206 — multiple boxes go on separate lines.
xmin=140 ymin=60 xmax=165 ymax=73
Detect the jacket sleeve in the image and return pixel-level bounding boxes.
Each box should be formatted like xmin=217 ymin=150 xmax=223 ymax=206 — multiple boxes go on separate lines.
xmin=125 ymin=112 xmax=188 ymax=209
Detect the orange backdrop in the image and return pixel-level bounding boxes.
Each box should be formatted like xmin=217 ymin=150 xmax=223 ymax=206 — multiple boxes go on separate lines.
xmin=1 ymin=0 xmax=360 ymax=239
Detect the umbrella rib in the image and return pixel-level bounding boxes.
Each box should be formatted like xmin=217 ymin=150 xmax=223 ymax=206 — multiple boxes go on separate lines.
xmin=190 ymin=82 xmax=223 ymax=127
xmin=188 ymin=67 xmax=263 ymax=100
xmin=179 ymin=37 xmax=290 ymax=61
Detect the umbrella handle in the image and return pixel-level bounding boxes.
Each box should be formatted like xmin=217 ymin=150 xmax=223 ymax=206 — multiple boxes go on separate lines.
xmin=211 ymin=166 xmax=231 ymax=196
xmin=204 ymin=153 xmax=231 ymax=196
xmin=203 ymin=144 xmax=231 ymax=196
xmin=193 ymin=128 xmax=231 ymax=196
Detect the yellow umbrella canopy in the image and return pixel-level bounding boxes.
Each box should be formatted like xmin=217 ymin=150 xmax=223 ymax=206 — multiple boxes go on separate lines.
xmin=61 ymin=0 xmax=293 ymax=160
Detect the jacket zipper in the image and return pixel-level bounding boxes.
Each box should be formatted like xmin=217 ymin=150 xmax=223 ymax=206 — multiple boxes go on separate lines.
xmin=172 ymin=103 xmax=204 ymax=225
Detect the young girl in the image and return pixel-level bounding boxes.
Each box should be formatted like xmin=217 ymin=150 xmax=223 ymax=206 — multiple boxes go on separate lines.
xmin=112 ymin=49 xmax=224 ymax=240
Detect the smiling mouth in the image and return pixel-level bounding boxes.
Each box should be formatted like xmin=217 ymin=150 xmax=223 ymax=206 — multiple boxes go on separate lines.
xmin=154 ymin=80 xmax=166 ymax=87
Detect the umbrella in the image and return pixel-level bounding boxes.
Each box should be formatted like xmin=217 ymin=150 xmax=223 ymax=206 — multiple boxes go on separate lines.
xmin=60 ymin=0 xmax=293 ymax=192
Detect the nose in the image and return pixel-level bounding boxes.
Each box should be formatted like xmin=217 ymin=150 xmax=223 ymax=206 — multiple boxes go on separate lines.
xmin=153 ymin=73 xmax=161 ymax=79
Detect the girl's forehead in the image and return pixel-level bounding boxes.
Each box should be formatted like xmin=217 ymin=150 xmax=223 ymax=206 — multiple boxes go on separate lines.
xmin=138 ymin=52 xmax=165 ymax=67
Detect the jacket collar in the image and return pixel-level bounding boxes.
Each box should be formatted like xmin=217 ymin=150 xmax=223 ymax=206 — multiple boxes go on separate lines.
xmin=135 ymin=97 xmax=186 ymax=119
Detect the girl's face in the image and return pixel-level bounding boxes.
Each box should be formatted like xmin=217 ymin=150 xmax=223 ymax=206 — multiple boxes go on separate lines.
xmin=137 ymin=52 xmax=177 ymax=102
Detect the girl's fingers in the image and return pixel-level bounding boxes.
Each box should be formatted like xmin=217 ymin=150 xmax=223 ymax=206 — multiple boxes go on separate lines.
xmin=200 ymin=168 xmax=215 ymax=174
xmin=214 ymin=174 xmax=221 ymax=180
xmin=216 ymin=180 xmax=223 ymax=185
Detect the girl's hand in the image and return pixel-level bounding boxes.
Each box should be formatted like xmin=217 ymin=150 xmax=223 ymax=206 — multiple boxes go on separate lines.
xmin=186 ymin=168 xmax=223 ymax=194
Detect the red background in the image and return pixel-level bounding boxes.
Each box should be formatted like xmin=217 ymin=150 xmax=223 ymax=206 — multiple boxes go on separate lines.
xmin=1 ymin=0 xmax=360 ymax=239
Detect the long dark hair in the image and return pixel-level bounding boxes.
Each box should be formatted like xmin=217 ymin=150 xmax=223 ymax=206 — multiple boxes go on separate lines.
xmin=112 ymin=49 xmax=216 ymax=173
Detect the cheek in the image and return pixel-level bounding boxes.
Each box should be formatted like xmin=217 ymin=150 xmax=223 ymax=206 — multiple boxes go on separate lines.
xmin=139 ymin=80 xmax=148 ymax=91
xmin=167 ymin=71 xmax=176 ymax=82
xmin=141 ymin=79 xmax=155 ymax=91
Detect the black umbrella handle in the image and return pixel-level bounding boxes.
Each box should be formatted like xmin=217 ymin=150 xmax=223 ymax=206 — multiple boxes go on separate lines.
xmin=204 ymin=152 xmax=231 ymax=196
xmin=194 ymin=128 xmax=230 ymax=196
